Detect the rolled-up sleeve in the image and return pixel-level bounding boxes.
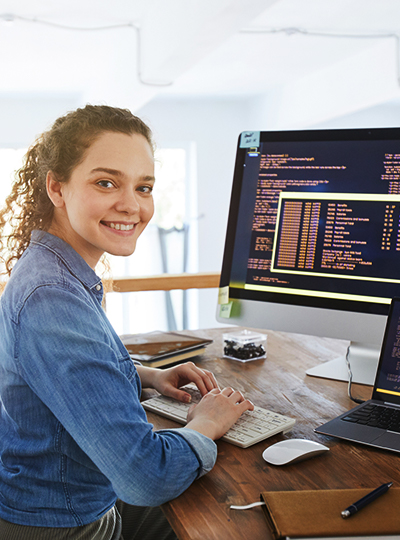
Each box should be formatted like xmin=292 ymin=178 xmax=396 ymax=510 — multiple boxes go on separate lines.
xmin=159 ymin=428 xmax=217 ymax=477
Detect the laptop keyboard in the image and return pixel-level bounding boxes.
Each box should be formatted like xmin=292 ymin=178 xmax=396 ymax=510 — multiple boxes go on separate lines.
xmin=342 ymin=403 xmax=400 ymax=432
xmin=142 ymin=385 xmax=296 ymax=448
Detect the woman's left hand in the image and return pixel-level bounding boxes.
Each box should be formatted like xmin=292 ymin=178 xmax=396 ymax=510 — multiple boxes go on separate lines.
xmin=138 ymin=362 xmax=219 ymax=403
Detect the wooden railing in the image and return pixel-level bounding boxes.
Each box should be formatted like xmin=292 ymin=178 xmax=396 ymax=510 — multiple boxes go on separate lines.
xmin=110 ymin=272 xmax=220 ymax=293
xmin=1 ymin=272 xmax=221 ymax=297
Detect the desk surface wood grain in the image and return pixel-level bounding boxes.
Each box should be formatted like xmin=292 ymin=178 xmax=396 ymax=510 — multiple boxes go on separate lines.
xmin=144 ymin=328 xmax=396 ymax=540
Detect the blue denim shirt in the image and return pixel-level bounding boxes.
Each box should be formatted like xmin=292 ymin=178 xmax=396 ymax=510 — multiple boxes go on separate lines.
xmin=0 ymin=231 xmax=217 ymax=528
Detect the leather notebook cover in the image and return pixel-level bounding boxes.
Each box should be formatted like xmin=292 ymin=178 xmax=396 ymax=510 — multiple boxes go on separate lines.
xmin=260 ymin=488 xmax=400 ymax=539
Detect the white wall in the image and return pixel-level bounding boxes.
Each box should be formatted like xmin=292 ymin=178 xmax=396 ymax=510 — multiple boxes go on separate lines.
xmin=0 ymin=95 xmax=81 ymax=148
xmin=310 ymin=99 xmax=400 ymax=129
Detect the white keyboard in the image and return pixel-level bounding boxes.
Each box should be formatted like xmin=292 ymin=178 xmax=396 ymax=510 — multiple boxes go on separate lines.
xmin=142 ymin=385 xmax=296 ymax=448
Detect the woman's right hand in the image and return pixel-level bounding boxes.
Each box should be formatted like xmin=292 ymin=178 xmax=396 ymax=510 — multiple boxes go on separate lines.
xmin=185 ymin=387 xmax=254 ymax=440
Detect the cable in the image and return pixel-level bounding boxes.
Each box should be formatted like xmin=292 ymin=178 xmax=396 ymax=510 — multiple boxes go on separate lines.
xmin=345 ymin=344 xmax=365 ymax=404
xmin=241 ymin=26 xmax=400 ymax=86
xmin=0 ymin=13 xmax=173 ymax=87
xmin=4 ymin=16 xmax=398 ymax=87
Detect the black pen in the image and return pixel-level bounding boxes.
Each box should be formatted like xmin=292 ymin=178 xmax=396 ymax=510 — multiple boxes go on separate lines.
xmin=341 ymin=482 xmax=393 ymax=518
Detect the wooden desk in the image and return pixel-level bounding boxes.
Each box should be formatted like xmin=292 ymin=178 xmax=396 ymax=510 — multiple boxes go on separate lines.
xmin=145 ymin=328 xmax=398 ymax=540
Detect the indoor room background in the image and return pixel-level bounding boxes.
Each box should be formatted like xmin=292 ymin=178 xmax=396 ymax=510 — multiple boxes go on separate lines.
xmin=0 ymin=0 xmax=400 ymax=335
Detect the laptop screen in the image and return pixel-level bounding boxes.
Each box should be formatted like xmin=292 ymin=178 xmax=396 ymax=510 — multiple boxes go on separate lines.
xmin=373 ymin=297 xmax=400 ymax=405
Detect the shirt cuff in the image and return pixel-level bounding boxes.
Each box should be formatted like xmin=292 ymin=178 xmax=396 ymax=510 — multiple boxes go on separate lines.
xmin=180 ymin=428 xmax=217 ymax=476
xmin=158 ymin=427 xmax=217 ymax=477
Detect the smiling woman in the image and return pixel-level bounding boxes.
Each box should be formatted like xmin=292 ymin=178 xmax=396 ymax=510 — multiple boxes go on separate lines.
xmin=0 ymin=104 xmax=253 ymax=540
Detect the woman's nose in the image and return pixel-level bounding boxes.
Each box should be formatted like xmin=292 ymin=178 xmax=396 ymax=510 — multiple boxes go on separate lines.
xmin=115 ymin=189 xmax=140 ymax=214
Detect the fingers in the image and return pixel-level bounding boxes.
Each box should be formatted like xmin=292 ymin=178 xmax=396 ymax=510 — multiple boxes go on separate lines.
xmin=186 ymin=385 xmax=255 ymax=439
xmin=220 ymin=388 xmax=255 ymax=416
xmin=175 ymin=362 xmax=253 ymax=412
xmin=171 ymin=388 xmax=193 ymax=404
xmin=190 ymin=365 xmax=219 ymax=396
xmin=220 ymin=387 xmax=245 ymax=403
xmin=237 ymin=398 xmax=255 ymax=413
xmin=207 ymin=387 xmax=254 ymax=410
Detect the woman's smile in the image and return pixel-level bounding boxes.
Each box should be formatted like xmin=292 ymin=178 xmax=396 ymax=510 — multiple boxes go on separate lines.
xmin=101 ymin=221 xmax=137 ymax=232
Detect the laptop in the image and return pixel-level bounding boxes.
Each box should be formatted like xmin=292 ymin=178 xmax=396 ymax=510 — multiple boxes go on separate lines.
xmin=315 ymin=297 xmax=400 ymax=453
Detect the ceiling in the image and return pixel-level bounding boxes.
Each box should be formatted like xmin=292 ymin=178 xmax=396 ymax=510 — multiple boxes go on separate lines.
xmin=0 ymin=0 xmax=400 ymax=126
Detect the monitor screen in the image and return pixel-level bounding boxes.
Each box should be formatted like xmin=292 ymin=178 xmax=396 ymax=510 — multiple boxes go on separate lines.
xmin=218 ymin=128 xmax=400 ymax=385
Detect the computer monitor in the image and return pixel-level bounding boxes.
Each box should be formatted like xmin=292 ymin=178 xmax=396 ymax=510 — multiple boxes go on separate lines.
xmin=217 ymin=128 xmax=400 ymax=386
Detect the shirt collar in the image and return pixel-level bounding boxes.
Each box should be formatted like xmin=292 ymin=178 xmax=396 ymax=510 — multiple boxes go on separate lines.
xmin=30 ymin=230 xmax=103 ymax=295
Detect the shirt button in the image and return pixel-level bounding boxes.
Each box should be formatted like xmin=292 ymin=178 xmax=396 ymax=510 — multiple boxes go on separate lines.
xmin=95 ymin=284 xmax=102 ymax=291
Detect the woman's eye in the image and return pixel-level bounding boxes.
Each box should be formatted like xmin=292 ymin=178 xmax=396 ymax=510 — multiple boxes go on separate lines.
xmin=138 ymin=185 xmax=154 ymax=194
xmin=97 ymin=180 xmax=114 ymax=188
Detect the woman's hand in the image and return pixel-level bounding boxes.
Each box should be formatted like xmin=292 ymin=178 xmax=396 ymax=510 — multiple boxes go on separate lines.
xmin=186 ymin=387 xmax=254 ymax=441
xmin=136 ymin=362 xmax=254 ymax=440
xmin=136 ymin=362 xmax=219 ymax=402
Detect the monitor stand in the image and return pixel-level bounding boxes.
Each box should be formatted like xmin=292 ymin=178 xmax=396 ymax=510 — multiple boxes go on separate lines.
xmin=306 ymin=341 xmax=380 ymax=386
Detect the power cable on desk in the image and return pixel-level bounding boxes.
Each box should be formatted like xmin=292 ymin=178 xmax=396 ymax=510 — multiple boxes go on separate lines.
xmin=345 ymin=345 xmax=365 ymax=405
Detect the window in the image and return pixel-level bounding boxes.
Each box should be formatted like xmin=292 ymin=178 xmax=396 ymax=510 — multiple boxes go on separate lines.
xmin=0 ymin=148 xmax=26 ymax=202
xmin=0 ymin=149 xmax=27 ymax=275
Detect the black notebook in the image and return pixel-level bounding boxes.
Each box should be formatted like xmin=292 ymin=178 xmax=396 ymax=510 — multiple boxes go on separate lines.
xmin=120 ymin=331 xmax=212 ymax=368
xmin=316 ymin=297 xmax=400 ymax=453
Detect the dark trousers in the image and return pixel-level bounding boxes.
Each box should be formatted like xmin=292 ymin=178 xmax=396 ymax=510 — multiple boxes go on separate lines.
xmin=0 ymin=502 xmax=177 ymax=540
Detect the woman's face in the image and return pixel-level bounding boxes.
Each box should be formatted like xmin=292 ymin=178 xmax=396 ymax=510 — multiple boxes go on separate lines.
xmin=47 ymin=131 xmax=155 ymax=269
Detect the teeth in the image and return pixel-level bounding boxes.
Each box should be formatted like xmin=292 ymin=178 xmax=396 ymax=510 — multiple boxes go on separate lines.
xmin=108 ymin=222 xmax=134 ymax=231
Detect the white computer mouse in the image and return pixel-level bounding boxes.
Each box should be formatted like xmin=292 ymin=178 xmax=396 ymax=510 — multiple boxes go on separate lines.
xmin=262 ymin=438 xmax=329 ymax=466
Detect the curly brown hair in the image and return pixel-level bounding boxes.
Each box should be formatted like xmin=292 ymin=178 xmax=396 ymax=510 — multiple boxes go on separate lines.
xmin=0 ymin=104 xmax=154 ymax=276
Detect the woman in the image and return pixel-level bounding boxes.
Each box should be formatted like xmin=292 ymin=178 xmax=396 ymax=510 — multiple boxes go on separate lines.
xmin=0 ymin=105 xmax=253 ymax=539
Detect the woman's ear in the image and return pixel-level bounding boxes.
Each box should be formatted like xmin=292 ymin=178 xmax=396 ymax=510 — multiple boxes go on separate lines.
xmin=46 ymin=171 xmax=65 ymax=208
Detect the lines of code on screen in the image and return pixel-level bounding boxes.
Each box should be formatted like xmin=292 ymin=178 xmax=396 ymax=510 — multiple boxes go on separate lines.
xmin=242 ymin=139 xmax=400 ymax=299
